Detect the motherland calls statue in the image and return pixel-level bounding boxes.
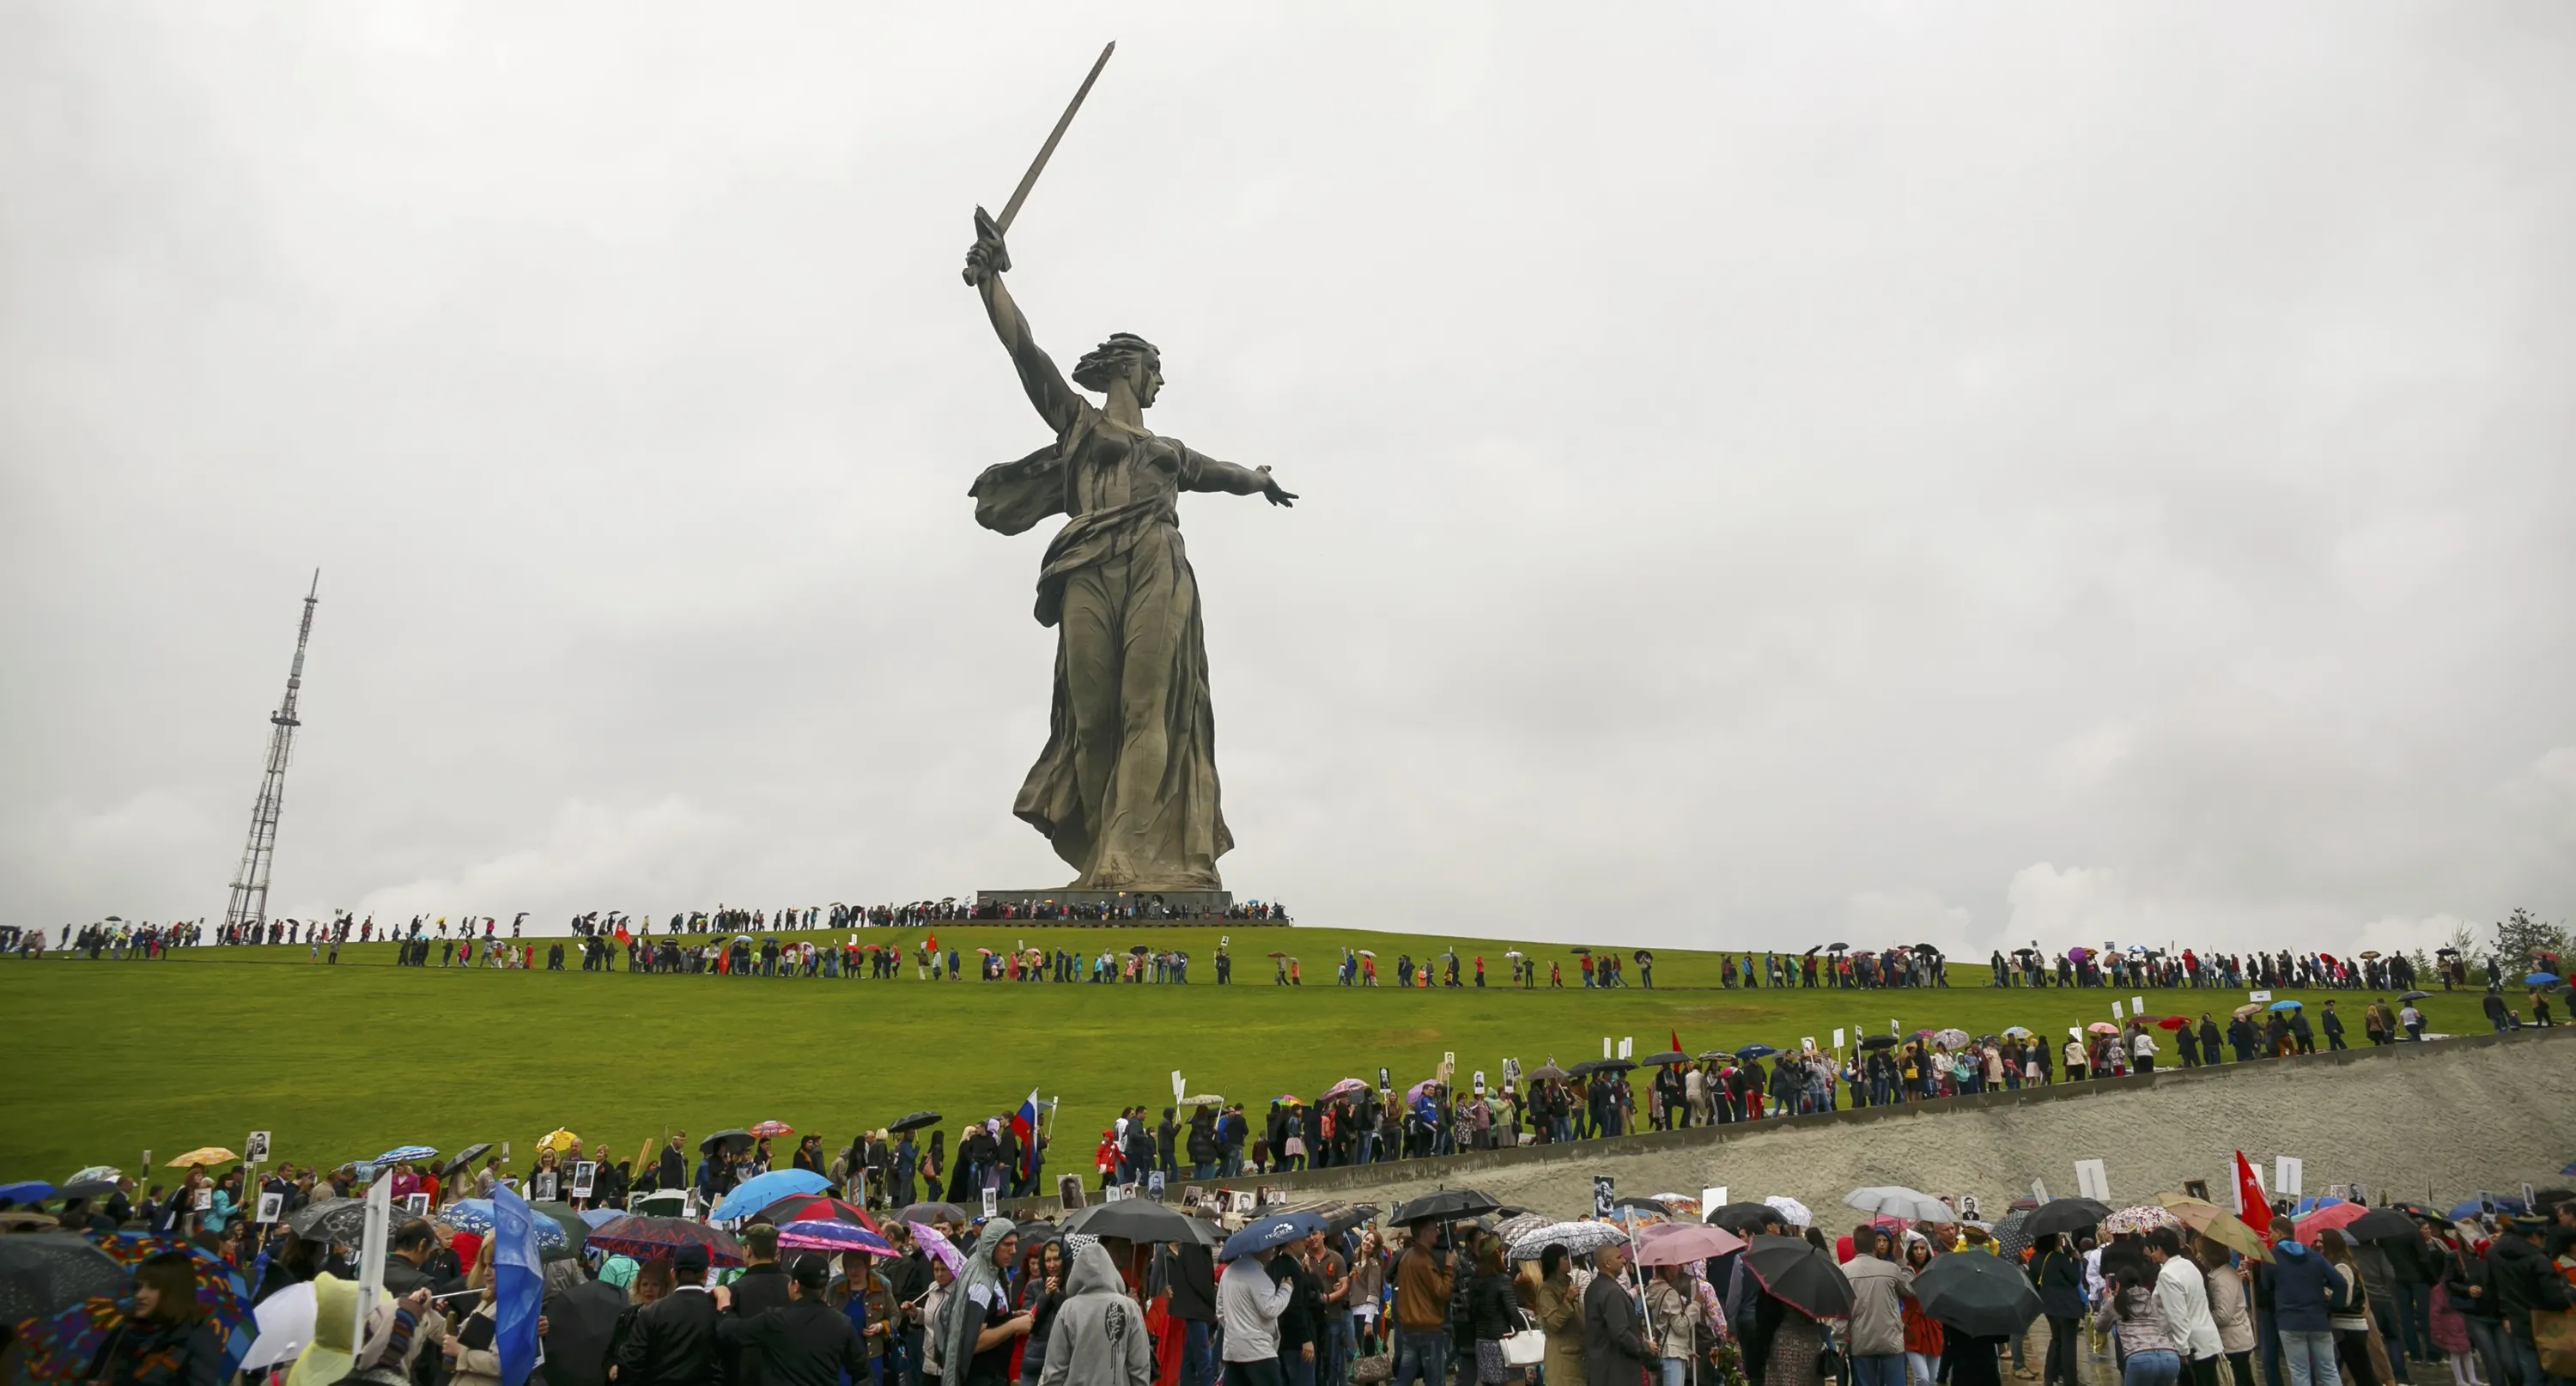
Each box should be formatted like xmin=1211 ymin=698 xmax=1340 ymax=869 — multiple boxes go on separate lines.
xmin=963 ymin=219 xmax=1295 ymax=893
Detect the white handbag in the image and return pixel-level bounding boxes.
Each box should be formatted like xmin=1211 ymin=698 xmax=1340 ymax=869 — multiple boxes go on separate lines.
xmin=1502 ymin=1310 xmax=1549 ymax=1367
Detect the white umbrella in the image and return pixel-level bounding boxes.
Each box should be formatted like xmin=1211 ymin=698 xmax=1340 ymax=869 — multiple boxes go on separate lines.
xmin=1765 ymin=1195 xmax=1814 ymax=1228
xmin=1508 ymin=1220 xmax=1630 ymax=1261
xmin=242 ymin=1280 xmax=317 ymax=1371
xmin=67 ymin=1165 xmax=122 ymax=1185
xmin=1845 ymin=1186 xmax=1953 ymax=1221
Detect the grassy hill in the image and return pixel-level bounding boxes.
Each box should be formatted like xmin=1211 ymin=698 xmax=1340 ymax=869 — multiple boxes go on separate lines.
xmin=0 ymin=923 xmax=2484 ymax=1183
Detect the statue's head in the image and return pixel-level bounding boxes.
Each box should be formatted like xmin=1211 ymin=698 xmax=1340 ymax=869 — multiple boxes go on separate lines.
xmin=1072 ymin=333 xmax=1162 ymax=408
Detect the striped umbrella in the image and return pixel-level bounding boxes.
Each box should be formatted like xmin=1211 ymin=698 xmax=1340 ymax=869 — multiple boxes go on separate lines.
xmin=586 ymin=1215 xmax=745 ymax=1267
xmin=775 ymin=1219 xmax=896 ymax=1256
xmin=370 ymin=1145 xmax=438 ymax=1167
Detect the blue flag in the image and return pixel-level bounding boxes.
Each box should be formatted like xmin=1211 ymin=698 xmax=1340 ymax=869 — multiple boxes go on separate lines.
xmin=490 ymin=1184 xmax=544 ymax=1386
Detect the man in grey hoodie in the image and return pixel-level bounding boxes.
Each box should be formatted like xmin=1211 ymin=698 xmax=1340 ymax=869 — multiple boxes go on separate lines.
xmin=1041 ymin=1243 xmax=1153 ymax=1386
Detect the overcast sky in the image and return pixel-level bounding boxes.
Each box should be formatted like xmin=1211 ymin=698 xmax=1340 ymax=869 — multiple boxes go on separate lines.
xmin=5 ymin=3 xmax=2571 ymax=954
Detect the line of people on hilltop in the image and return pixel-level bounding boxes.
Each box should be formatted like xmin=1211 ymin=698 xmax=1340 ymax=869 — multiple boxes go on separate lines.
xmin=4 ymin=920 xmax=204 ymax=958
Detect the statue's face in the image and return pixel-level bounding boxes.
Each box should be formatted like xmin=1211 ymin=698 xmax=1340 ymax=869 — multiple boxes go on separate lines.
xmin=1128 ymin=356 xmax=1163 ymax=408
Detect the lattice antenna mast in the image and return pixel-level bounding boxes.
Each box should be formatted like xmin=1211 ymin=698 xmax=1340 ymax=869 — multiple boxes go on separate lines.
xmin=223 ymin=570 xmax=319 ymax=933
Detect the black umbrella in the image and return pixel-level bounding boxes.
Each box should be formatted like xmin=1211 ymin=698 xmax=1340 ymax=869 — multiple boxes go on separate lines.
xmin=1860 ymin=1035 xmax=1900 ymax=1050
xmin=1707 ymin=1203 xmax=1780 ymax=1234
xmin=700 ymin=1128 xmax=755 ymax=1156
xmin=537 ymin=1276 xmax=626 ymax=1386
xmin=1528 ymin=1064 xmax=1571 ymax=1082
xmin=1064 ymin=1200 xmax=1217 ymax=1244
xmin=1642 ymin=1051 xmax=1690 ymax=1067
xmin=2434 ymin=947 xmax=2458 ymax=957
xmin=56 ymin=1179 xmax=117 ymax=1201
xmin=1391 ymin=1189 xmax=1501 ymax=1225
xmin=440 ymin=1142 xmax=494 ymax=1178
xmin=1990 ymin=1208 xmax=2036 ymax=1261
xmin=2397 ymin=990 xmax=2431 ymax=1003
xmin=0 ymin=1233 xmax=128 ymax=1323
xmin=900 ymin=1202 xmax=969 ymax=1225
xmin=1568 ymin=1061 xmax=1602 ymax=1077
xmin=888 ymin=1111 xmax=943 ymax=1134
xmin=2346 ymin=1208 xmax=2423 ymax=1243
xmin=1828 ymin=942 xmax=1849 ymax=951
xmin=1804 ymin=945 xmax=1823 ymax=956
xmin=289 ymin=1196 xmax=371 ymax=1244
xmin=2024 ymin=1199 xmax=2114 ymax=1239
xmin=1593 ymin=1059 xmax=1637 ymax=1073
xmin=1744 ymin=1234 xmax=1854 ymax=1316
xmin=1269 ymin=1201 xmax=1379 ymax=1235
xmin=1696 ymin=1050 xmax=1735 ymax=1062
xmin=1912 ymin=1247 xmax=2043 ymax=1336
xmin=1912 ymin=944 xmax=1942 ymax=956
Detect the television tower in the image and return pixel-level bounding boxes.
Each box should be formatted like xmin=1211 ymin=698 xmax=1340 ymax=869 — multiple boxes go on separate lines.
xmin=223 ymin=571 xmax=319 ymax=933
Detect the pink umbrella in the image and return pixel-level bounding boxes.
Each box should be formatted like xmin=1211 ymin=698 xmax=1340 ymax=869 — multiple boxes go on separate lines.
xmin=1321 ymin=1078 xmax=1370 ymax=1102
xmin=913 ymin=1226 xmax=963 ymax=1274
xmin=2293 ymin=1201 xmax=2369 ymax=1240
xmin=1632 ymin=1221 xmax=1747 ymax=1266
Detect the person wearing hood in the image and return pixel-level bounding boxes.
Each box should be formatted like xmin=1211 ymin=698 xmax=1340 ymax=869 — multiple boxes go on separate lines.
xmin=2482 ymin=1219 xmax=2571 ymax=1386
xmin=1039 ymin=1242 xmax=1152 ymax=1386
xmin=939 ymin=1219 xmax=1035 ymax=1386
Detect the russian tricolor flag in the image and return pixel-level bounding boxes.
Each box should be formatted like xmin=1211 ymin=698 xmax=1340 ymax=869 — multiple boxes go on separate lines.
xmin=1012 ymin=1090 xmax=1042 ymax=1178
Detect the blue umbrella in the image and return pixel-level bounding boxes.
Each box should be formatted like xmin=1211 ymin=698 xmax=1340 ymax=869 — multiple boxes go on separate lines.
xmin=0 ymin=1179 xmax=58 ymax=1205
xmin=1735 ymin=1043 xmax=1780 ymax=1060
xmin=579 ymin=1207 xmax=625 ymax=1229
xmin=1219 ymin=1210 xmax=1327 ymax=1263
xmin=2528 ymin=973 xmax=2562 ymax=987
xmin=711 ymin=1168 xmax=831 ymax=1222
xmin=2561 ymin=1159 xmax=2575 ymax=1177
xmin=2445 ymin=1195 xmax=2524 ymax=1220
xmin=440 ymin=1199 xmax=569 ymax=1249
xmin=371 ymin=1145 xmax=439 ymax=1167
xmin=2268 ymin=1000 xmax=2303 ymax=1012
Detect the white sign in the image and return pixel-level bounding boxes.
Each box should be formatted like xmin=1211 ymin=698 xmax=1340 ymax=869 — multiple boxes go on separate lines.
xmin=2031 ymin=1178 xmax=2050 ymax=1204
xmin=246 ymin=1130 xmax=272 ymax=1163
xmin=1603 ymin=1036 xmax=1613 ymax=1059
xmin=2275 ymin=1157 xmax=2304 ymax=1197
xmin=1890 ymin=1019 xmax=1900 ymax=1035
xmin=1619 ymin=1037 xmax=1633 ymax=1060
xmin=1702 ymin=1186 xmax=1728 ymax=1213
xmin=2074 ymin=1159 xmax=2110 ymax=1201
xmin=354 ymin=1176 xmax=393 ymax=1350
xmin=1473 ymin=1071 xmax=1486 ymax=1096
xmin=1801 ymin=1036 xmax=1816 ymax=1053
xmin=1833 ymin=1029 xmax=1845 ymax=1049
xmin=2111 ymin=1000 xmax=2126 ymax=1020
xmin=2131 ymin=995 xmax=2146 ymax=1014
xmin=256 ymin=1191 xmax=284 ymax=1224
xmin=981 ymin=1188 xmax=999 ymax=1218
xmin=1172 ymin=1070 xmax=1185 ymax=1103
xmin=2249 ymin=990 xmax=2273 ymax=1004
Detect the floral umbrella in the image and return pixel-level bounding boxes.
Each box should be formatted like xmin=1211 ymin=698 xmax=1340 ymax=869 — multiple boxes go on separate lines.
xmin=2100 ymin=1205 xmax=2182 ymax=1236
xmin=1506 ymin=1220 xmax=1631 ymax=1261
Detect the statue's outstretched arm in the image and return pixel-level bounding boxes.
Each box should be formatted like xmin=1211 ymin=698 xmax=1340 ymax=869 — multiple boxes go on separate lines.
xmin=966 ymin=233 xmax=1081 ymax=436
xmin=1182 ymin=447 xmax=1297 ymax=508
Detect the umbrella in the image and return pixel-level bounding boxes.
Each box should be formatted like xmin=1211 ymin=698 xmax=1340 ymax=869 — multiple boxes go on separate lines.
xmin=1406 ymin=1079 xmax=1445 ymax=1101
xmin=2341 ymin=1208 xmax=2421 ymax=1243
xmin=2067 ymin=947 xmax=2093 ymax=961
xmin=1860 ymin=1035 xmax=1899 ymax=1050
xmin=1321 ymin=1078 xmax=1370 ymax=1102
xmin=1063 ymin=1200 xmax=1216 ymax=1245
xmin=1392 ymin=1189 xmax=1502 ymax=1225
xmin=914 ymin=1227 xmax=963 ymax=1275
xmin=900 ymin=1202 xmax=970 ymax=1225
xmin=1734 ymin=1044 xmax=1779 ymax=1061
xmin=2293 ymin=1202 xmax=2373 ymax=1240
xmin=288 ymin=1197 xmax=370 ymax=1244
xmin=700 ymin=1128 xmax=756 ymax=1156
xmin=2001 ymin=1026 xmax=2033 ymax=1038
xmin=1764 ymin=1196 xmax=1814 ymax=1228
xmin=1707 ymin=1203 xmax=1781 ymax=1234
xmin=2447 ymin=1196 xmax=2524 ymax=1220
xmin=2155 ymin=1016 xmax=2189 ymax=1030
xmin=538 ymin=1128 xmax=582 ymax=1156
xmin=241 ymin=1278 xmax=320 ymax=1371
xmin=2530 ymin=973 xmax=2562 ymax=987
xmin=65 ymin=1166 xmax=121 ymax=1186
xmin=889 ymin=1111 xmax=943 ymax=1134
xmin=1845 ymin=1187 xmax=1953 ymax=1221
xmin=1504 ymin=950 xmax=1522 ymax=959
xmin=538 ymin=1278 xmax=626 ymax=1384
xmin=0 ymin=1180 xmax=57 ymax=1206
xmin=586 ymin=1215 xmax=745 ymax=1266
xmin=2154 ymin=1195 xmax=2269 ymax=1261
xmin=2398 ymin=990 xmax=2431 ymax=1002
xmin=1633 ymin=1222 xmax=1747 ymax=1266
xmin=440 ymin=1143 xmax=494 ymax=1178
xmin=749 ymin=1121 xmax=795 ymax=1139
xmin=776 ymin=1219 xmax=898 ymax=1256
xmin=1932 ymin=1028 xmax=1970 ymax=1049
xmin=1643 ymin=1051 xmax=1690 ymax=1067
xmin=1266 ymin=951 xmax=1288 ymax=959
xmin=1912 ymin=1249 xmax=2044 ymax=1336
xmin=2269 ymin=1000 xmax=2304 ymax=1012
xmin=1593 ymin=1059 xmax=1637 ymax=1073
xmin=1506 ymin=1221 xmax=1630 ymax=1261
xmin=2233 ymin=1004 xmax=2264 ymax=1019
xmin=1273 ymin=1094 xmax=1304 ymax=1106
xmin=712 ymin=1168 xmax=832 ymax=1221
xmin=167 ymin=1147 xmax=236 ymax=1168
xmin=2024 ymin=1199 xmax=2114 ymax=1239
xmin=2101 ymin=1206 xmax=2182 ymax=1236
xmin=1528 ymin=1064 xmax=1571 ymax=1081
xmin=50 ymin=1237 xmax=253 ymax=1374
xmin=0 ymin=1234 xmax=129 ymax=1323
xmin=1493 ymin=1213 xmax=1553 ymax=1245
xmin=441 ymin=1201 xmax=570 ymax=1249
xmin=2360 ymin=951 xmax=2381 ymax=961
xmin=527 ymin=1201 xmax=595 ymax=1250
xmin=579 ymin=1208 xmax=625 ymax=1228
xmin=1264 ymin=1201 xmax=1380 ymax=1236
xmin=1744 ymin=1234 xmax=1854 ymax=1316
xmin=756 ymin=1194 xmax=882 ymax=1232
xmin=370 ymin=1145 xmax=438 ymax=1167
xmin=0 ymin=1212 xmax=60 ymax=1232
xmin=1220 ymin=1210 xmax=1327 ymax=1262
xmin=2088 ymin=1022 xmax=2120 ymax=1035
xmin=1990 ymin=1208 xmax=2036 ymax=1261
xmin=1180 ymin=1094 xmax=1225 ymax=1107
xmin=2436 ymin=948 xmax=2459 ymax=957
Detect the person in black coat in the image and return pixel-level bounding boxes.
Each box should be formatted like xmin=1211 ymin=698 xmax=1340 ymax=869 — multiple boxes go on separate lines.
xmin=726 ymin=1227 xmax=794 ymax=1386
xmin=714 ymin=1257 xmax=870 ymax=1386
xmin=1580 ymin=1243 xmax=1655 ymax=1386
xmin=2030 ymin=1234 xmax=2087 ymax=1386
xmin=2196 ymin=1016 xmax=2225 ymax=1067
xmin=617 ymin=1243 xmax=726 ymax=1386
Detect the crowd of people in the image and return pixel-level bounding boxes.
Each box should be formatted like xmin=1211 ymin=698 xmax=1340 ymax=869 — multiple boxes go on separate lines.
xmin=12 ymin=1137 xmax=2573 ymax=1386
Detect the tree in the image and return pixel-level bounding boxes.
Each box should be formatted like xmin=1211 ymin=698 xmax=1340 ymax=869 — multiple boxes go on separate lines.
xmin=2492 ymin=908 xmax=2571 ymax=982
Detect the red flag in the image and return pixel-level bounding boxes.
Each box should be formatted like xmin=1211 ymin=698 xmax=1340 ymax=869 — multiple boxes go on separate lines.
xmin=2233 ymin=1152 xmax=2272 ymax=1240
xmin=1671 ymin=1028 xmax=1683 ymax=1055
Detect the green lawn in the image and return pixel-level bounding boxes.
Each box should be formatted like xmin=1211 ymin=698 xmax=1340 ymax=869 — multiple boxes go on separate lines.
xmin=0 ymin=927 xmax=2488 ymax=1184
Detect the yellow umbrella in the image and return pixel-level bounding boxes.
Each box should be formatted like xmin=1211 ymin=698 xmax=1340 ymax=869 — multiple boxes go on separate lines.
xmin=167 ymin=1146 xmax=238 ymax=1167
xmin=2154 ymin=1193 xmax=2271 ymax=1261
xmin=538 ymin=1128 xmax=581 ymax=1156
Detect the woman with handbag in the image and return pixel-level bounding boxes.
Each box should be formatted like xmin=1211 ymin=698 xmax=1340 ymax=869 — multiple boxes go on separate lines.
xmin=1467 ymin=1241 xmax=1522 ymax=1385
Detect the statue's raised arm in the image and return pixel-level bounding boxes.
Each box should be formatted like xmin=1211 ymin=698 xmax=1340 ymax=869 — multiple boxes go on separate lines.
xmin=963 ymin=216 xmax=1083 ymax=437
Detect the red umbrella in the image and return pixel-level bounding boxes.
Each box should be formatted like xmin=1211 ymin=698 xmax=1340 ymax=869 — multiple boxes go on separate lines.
xmin=755 ymin=1193 xmax=884 ymax=1234
xmin=2154 ymin=1016 xmax=2188 ymax=1030
xmin=749 ymin=1121 xmax=794 ymax=1139
xmin=2293 ymin=1202 xmax=2370 ymax=1240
